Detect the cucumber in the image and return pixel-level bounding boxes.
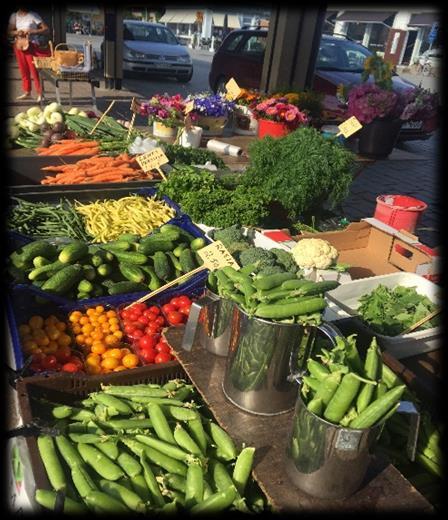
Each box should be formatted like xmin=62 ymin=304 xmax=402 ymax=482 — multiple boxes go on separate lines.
xmin=117 ymin=233 xmax=140 ymax=243
xmin=78 ymin=279 xmax=94 ymax=293
xmin=179 ymin=248 xmax=197 ymax=273
xmin=190 ymin=237 xmax=206 ymax=251
xmin=59 ymin=242 xmax=89 ymax=264
xmin=153 ymin=251 xmax=173 ymax=281
xmin=166 ymin=251 xmax=182 ymax=271
xmin=11 ymin=240 xmax=57 ymax=269
xmin=160 ymin=224 xmax=195 ymax=242
xmin=33 ymin=256 xmax=52 ymax=268
xmin=41 ymin=265 xmax=83 ymax=295
xmin=96 ymin=264 xmax=113 ymax=277
xmin=101 ymin=241 xmax=131 ymax=252
xmin=28 ymin=260 xmax=64 ymax=281
xmin=91 ymin=250 xmax=109 ymax=267
xmin=119 ymin=263 xmax=146 ymax=284
xmin=157 ymin=227 xmax=181 ymax=241
xmin=77 ymin=292 xmax=90 ymax=300
xmin=82 ymin=265 xmax=97 ymax=281
xmin=105 ymin=251 xmax=115 ymax=262
xmin=173 ymin=244 xmax=188 ymax=258
xmin=107 ymin=281 xmax=148 ymax=296
xmin=140 ymin=266 xmax=162 ymax=291
xmin=138 ymin=237 xmax=175 ymax=256
xmin=102 ymin=249 xmax=148 ymax=266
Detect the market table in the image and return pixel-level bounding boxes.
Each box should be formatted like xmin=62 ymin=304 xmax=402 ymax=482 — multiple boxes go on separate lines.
xmin=164 ymin=326 xmax=433 ymax=513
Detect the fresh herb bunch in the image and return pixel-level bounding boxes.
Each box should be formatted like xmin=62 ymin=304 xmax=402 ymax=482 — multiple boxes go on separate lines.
xmin=243 ymin=127 xmax=355 ymax=221
xmin=163 ymin=144 xmax=226 ymax=168
xmin=157 ymin=165 xmax=269 ymax=228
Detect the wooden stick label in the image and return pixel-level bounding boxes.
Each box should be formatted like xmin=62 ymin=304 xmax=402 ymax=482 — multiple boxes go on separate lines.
xmin=197 ymin=241 xmax=240 ymax=270
xmin=225 ymin=77 xmax=242 ymax=101
xmin=130 ymin=98 xmax=141 ymax=114
xmin=136 ymin=147 xmax=169 ymax=172
xmin=338 ymin=116 xmax=362 ymax=138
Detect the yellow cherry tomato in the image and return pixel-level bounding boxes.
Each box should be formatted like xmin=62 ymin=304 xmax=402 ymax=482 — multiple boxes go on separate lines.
xmin=122 ymin=354 xmax=139 ymax=369
xmin=29 ymin=316 xmax=44 ymax=329
xmin=19 ymin=324 xmax=31 ymax=337
xmin=101 ymin=357 xmax=120 ymax=370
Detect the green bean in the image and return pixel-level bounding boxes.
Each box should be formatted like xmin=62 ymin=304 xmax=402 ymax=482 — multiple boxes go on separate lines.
xmin=232 ymin=447 xmax=255 ymax=496
xmin=91 ymin=393 xmax=133 ymax=415
xmin=35 ymin=489 xmax=87 ymax=513
xmin=77 ymin=443 xmax=124 ymax=481
xmin=99 ymin=479 xmax=146 ymax=513
xmin=186 ymin=463 xmax=204 ymax=507
xmin=208 ymin=423 xmax=237 ymax=461
xmin=190 ymin=486 xmax=237 ymax=514
xmin=187 ymin=418 xmax=207 ymax=456
xmin=140 ymin=454 xmax=165 ymax=507
xmin=135 ymin=434 xmax=192 ymax=463
xmin=148 ymin=403 xmax=176 ymax=444
xmin=37 ymin=436 xmax=66 ymax=492
xmin=84 ymin=490 xmax=129 ymax=513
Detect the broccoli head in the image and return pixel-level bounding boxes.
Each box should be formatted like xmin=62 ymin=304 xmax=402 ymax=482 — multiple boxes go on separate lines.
xmin=239 ymin=247 xmax=277 ymax=270
xmin=212 ymin=225 xmax=247 ymax=248
xmin=257 ymin=265 xmax=286 ymax=277
xmin=226 ymin=241 xmax=250 ymax=259
xmin=270 ymin=248 xmax=299 ymax=274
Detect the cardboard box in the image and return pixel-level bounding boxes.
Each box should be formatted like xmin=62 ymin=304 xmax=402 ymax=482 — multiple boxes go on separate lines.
xmin=293 ymin=218 xmax=439 ymax=281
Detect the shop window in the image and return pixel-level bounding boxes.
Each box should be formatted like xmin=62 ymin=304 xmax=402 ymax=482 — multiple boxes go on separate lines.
xmin=346 ymin=22 xmax=367 ymax=44
xmin=368 ymin=23 xmax=390 ymax=53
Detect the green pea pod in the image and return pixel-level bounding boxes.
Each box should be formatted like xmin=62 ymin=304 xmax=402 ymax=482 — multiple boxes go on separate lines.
xmin=54 ymin=435 xmax=84 ymax=469
xmin=99 ymin=479 xmax=146 ymax=513
xmin=323 ymin=373 xmax=362 ymax=424
xmin=307 ymin=397 xmax=323 ymax=416
xmin=148 ymin=403 xmax=176 ymax=445
xmin=187 ymin=418 xmax=207 ymax=456
xmin=71 ymin=464 xmax=97 ymax=498
xmin=306 ymin=359 xmax=330 ymax=381
xmin=314 ymin=371 xmax=342 ymax=406
xmin=343 ymin=334 xmax=364 ymax=375
xmin=91 ymin=393 xmax=133 ymax=415
xmin=173 ymin=423 xmax=204 ymax=457
xmin=356 ymin=338 xmax=381 ymax=413
xmin=140 ymin=454 xmax=165 ymax=507
xmin=35 ymin=489 xmax=87 ymax=513
xmin=164 ymin=473 xmax=187 ymax=493
xmin=130 ymin=474 xmax=152 ymax=503
xmin=185 ymin=463 xmax=204 ymax=507
xmin=207 ymin=271 xmax=218 ymax=293
xmin=253 ymin=272 xmax=296 ymax=291
xmin=77 ymin=443 xmax=124 ymax=481
xmin=232 ymin=447 xmax=255 ymax=497
xmin=117 ymin=452 xmax=143 ymax=478
xmin=135 ymin=434 xmax=192 ymax=463
xmin=37 ymin=436 xmax=67 ymax=492
xmin=301 ymin=376 xmax=321 ymax=393
xmin=340 ymin=406 xmax=358 ymax=427
xmin=208 ymin=423 xmax=237 ymax=461
xmin=190 ymin=486 xmax=237 ymax=514
xmin=84 ymin=490 xmax=129 ymax=513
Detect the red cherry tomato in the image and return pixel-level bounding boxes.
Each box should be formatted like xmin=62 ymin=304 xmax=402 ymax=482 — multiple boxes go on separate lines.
xmin=121 ymin=309 xmax=131 ymax=320
xmin=155 ymin=341 xmax=171 ymax=354
xmin=62 ymin=362 xmax=79 ymax=373
xmin=147 ymin=322 xmax=161 ymax=334
xmin=148 ymin=306 xmax=160 ymax=315
xmin=128 ymin=311 xmax=141 ymax=322
xmin=167 ymin=311 xmax=184 ymax=326
xmin=155 ymin=316 xmax=166 ymax=326
xmin=67 ymin=356 xmax=84 ymax=369
xmin=147 ymin=312 xmax=160 ymax=322
xmin=178 ymin=306 xmax=191 ymax=318
xmin=55 ymin=346 xmax=72 ymax=364
xmin=137 ymin=315 xmax=150 ymax=326
xmin=177 ymin=295 xmax=192 ymax=307
xmin=140 ymin=348 xmax=156 ymax=364
xmin=132 ymin=321 xmax=146 ymax=330
xmin=127 ymin=328 xmax=144 ymax=340
xmin=155 ymin=352 xmax=171 ymax=364
xmin=169 ymin=297 xmax=181 ymax=308
xmin=42 ymin=355 xmax=58 ymax=370
xmin=138 ymin=335 xmax=157 ymax=350
xmin=124 ymin=324 xmax=136 ymax=335
xmin=143 ymin=309 xmax=155 ymax=319
xmin=162 ymin=303 xmax=177 ymax=314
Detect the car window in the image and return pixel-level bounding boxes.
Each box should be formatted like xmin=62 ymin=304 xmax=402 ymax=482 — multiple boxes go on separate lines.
xmin=317 ymin=38 xmax=371 ymax=72
xmin=240 ymin=35 xmax=266 ymax=55
xmin=124 ymin=23 xmax=178 ymax=45
xmin=222 ymin=33 xmax=245 ymax=52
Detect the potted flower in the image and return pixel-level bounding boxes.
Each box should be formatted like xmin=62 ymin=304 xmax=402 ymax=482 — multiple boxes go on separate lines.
xmin=233 ymin=88 xmax=264 ymax=135
xmin=252 ymin=97 xmax=309 ymax=138
xmin=188 ymin=93 xmax=235 ymax=136
xmin=399 ymin=86 xmax=439 ymax=133
xmin=140 ymin=94 xmax=186 ymax=138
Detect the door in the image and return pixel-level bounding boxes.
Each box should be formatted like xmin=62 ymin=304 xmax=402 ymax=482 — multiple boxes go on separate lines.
xmin=401 ymin=30 xmax=418 ymax=65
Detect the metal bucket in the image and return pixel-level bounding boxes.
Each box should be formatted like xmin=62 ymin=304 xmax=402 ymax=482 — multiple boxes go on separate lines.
xmin=181 ymin=289 xmax=234 ymax=357
xmin=222 ymin=306 xmax=342 ymax=415
xmin=285 ymin=393 xmax=384 ymax=499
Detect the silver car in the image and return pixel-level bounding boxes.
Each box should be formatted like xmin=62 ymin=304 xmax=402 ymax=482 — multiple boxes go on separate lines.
xmin=122 ymin=20 xmax=193 ymax=82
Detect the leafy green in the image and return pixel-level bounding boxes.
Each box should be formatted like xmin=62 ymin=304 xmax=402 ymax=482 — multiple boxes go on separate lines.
xmin=163 ymin=144 xmax=226 ymax=168
xmin=357 ymin=284 xmax=439 ymax=336
xmin=243 ymin=127 xmax=355 ymax=221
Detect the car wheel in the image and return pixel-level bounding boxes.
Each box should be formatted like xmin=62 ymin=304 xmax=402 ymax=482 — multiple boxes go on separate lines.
xmin=177 ymin=72 xmax=193 ymax=83
xmin=214 ymin=76 xmax=228 ymax=95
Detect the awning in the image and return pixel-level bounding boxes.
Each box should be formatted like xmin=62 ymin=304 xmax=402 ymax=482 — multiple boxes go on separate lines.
xmin=336 ymin=11 xmax=396 ymax=25
xmin=409 ymin=13 xmax=439 ymax=27
xmin=227 ymin=15 xmax=241 ymax=29
xmin=159 ymin=10 xmax=197 ymax=24
xmin=213 ymin=13 xmax=225 ymax=27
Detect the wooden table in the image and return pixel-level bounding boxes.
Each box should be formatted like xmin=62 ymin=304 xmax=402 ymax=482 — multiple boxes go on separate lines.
xmin=165 ymin=327 xmax=432 ymax=513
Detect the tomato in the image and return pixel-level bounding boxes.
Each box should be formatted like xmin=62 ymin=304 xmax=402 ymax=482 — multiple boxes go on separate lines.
xmin=32 ymin=352 xmax=45 ymax=364
xmin=139 ymin=335 xmax=157 ymax=350
xmin=128 ymin=311 xmax=141 ymax=322
xmin=155 ymin=352 xmax=171 ymax=364
xmin=120 ymin=309 xmax=131 ymax=320
xmin=128 ymin=328 xmax=144 ymax=339
xmin=143 ymin=309 xmax=156 ymax=319
xmin=167 ymin=311 xmax=184 ymax=326
xmin=148 ymin=306 xmax=160 ymax=315
xmin=62 ymin=362 xmax=80 ymax=373
xmin=176 ymin=295 xmax=192 ymax=307
xmin=162 ymin=303 xmax=177 ymax=314
xmin=169 ymin=297 xmax=182 ymax=308
xmin=155 ymin=316 xmax=166 ymax=326
xmin=67 ymin=356 xmax=84 ymax=369
xmin=124 ymin=324 xmax=136 ymax=335
xmin=140 ymin=348 xmax=156 ymax=364
xmin=147 ymin=322 xmax=161 ymax=334
xmin=132 ymin=321 xmax=146 ymax=330
xmin=155 ymin=341 xmax=171 ymax=354
xmin=54 ymin=346 xmax=72 ymax=364
xmin=137 ymin=315 xmax=150 ymax=326
xmin=42 ymin=355 xmax=58 ymax=370
xmin=178 ymin=306 xmax=190 ymax=318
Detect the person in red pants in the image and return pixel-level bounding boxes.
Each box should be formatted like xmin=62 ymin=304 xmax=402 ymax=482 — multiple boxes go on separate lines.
xmin=8 ymin=8 xmax=49 ymax=101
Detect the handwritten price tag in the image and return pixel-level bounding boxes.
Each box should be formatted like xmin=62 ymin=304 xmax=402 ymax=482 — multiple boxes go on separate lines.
xmin=338 ymin=116 xmax=362 ymax=138
xmin=225 ymin=77 xmax=242 ymax=101
xmin=197 ymin=241 xmax=240 ymax=271
xmin=136 ymin=147 xmax=169 ymax=172
xmin=130 ymin=98 xmax=141 ymax=114
xmin=184 ymin=100 xmax=195 ymax=114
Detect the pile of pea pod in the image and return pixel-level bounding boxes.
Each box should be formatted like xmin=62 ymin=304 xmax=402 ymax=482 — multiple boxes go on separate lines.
xmin=299 ymin=335 xmax=406 ymax=428
xmin=207 ymin=267 xmax=340 ymax=322
xmin=33 ymin=379 xmax=268 ymax=514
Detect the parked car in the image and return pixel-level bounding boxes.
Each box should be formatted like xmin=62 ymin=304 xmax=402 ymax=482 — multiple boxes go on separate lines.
xmin=417 ymin=47 xmax=442 ymax=76
xmin=101 ymin=20 xmax=193 ymax=82
xmin=209 ymin=30 xmax=433 ymax=141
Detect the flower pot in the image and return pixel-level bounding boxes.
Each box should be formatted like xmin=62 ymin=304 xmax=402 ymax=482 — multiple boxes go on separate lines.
xmin=152 ymin=121 xmax=178 ymax=138
xmin=233 ymin=105 xmax=258 ymax=136
xmin=178 ymin=125 xmax=203 ymax=148
xmin=196 ymin=116 xmax=228 ymax=137
xmin=357 ymin=119 xmax=403 ymax=159
xmin=257 ymin=118 xmax=291 ymax=139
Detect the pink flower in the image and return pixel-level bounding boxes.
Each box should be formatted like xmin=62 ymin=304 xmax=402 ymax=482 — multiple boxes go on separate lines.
xmin=284 ymin=109 xmax=297 ymax=122
xmin=275 ymin=103 xmax=287 ymax=111
xmin=266 ymin=106 xmax=278 ymax=116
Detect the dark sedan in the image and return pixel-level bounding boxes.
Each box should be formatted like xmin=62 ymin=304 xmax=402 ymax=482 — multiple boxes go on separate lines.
xmin=209 ymin=31 xmax=433 ymax=141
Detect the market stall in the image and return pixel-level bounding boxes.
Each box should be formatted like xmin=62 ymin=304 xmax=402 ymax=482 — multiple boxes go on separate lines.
xmin=6 ymin=69 xmax=442 ymax=513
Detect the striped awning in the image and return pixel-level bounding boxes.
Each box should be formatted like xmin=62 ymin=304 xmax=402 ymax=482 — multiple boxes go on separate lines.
xmin=227 ymin=14 xmax=241 ymax=29
xmin=336 ymin=11 xmax=396 ymax=25
xmin=213 ymin=13 xmax=225 ymax=27
xmin=159 ymin=10 xmax=197 ymax=24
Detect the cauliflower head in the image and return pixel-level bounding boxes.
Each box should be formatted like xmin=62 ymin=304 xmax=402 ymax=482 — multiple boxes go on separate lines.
xmin=291 ymin=238 xmax=338 ymax=269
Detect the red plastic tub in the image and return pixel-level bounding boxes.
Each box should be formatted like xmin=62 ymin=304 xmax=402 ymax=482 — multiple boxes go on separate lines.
xmin=257 ymin=118 xmax=291 ymax=139
xmin=374 ymin=194 xmax=428 ymax=233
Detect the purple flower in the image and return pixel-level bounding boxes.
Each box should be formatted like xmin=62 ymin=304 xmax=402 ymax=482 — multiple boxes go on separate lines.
xmin=347 ymin=83 xmax=398 ymax=124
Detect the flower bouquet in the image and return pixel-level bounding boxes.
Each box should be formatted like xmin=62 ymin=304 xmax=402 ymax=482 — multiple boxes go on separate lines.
xmin=399 ymin=86 xmax=439 ymax=132
xmin=140 ymin=94 xmax=186 ymax=137
xmin=188 ymin=93 xmax=235 ymax=136
xmin=251 ymin=97 xmax=309 ymax=138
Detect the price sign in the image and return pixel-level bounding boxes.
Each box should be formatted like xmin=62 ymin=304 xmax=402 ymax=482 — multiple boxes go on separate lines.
xmin=337 ymin=116 xmax=362 ymax=138
xmin=130 ymin=98 xmax=141 ymax=114
xmin=136 ymin=147 xmax=169 ymax=172
xmin=184 ymin=100 xmax=195 ymax=114
xmin=225 ymin=77 xmax=242 ymax=101
xmin=197 ymin=241 xmax=240 ymax=271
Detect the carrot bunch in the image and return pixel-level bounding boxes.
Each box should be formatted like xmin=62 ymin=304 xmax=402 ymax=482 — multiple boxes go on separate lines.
xmin=40 ymin=153 xmax=153 ymax=185
xmin=36 ymin=139 xmax=100 ymax=156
